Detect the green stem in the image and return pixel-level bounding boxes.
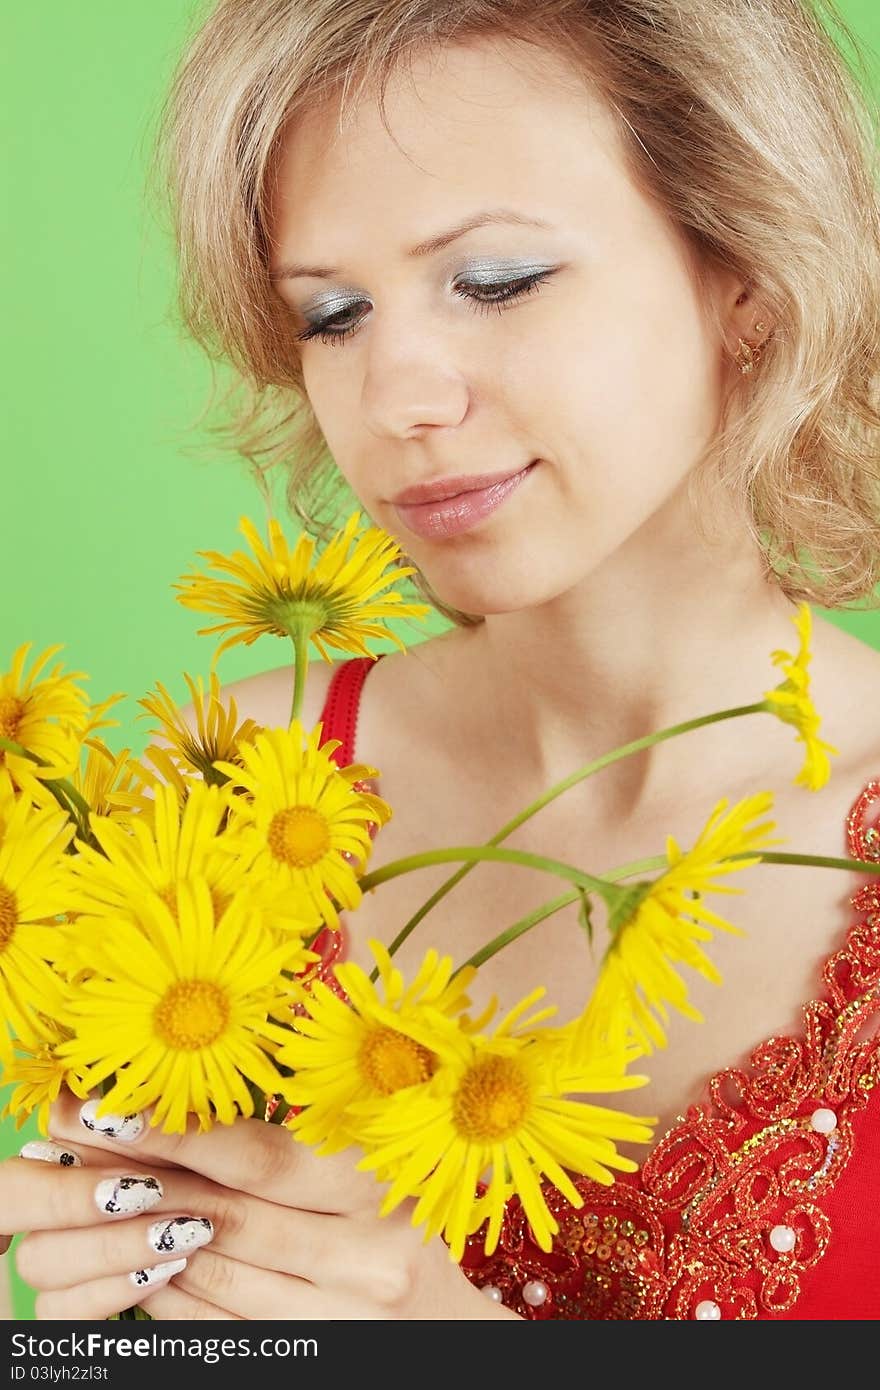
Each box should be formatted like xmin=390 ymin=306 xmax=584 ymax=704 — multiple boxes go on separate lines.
xmin=289 ymin=627 xmax=311 ymax=725
xmin=603 ymin=848 xmax=880 ymax=879
xmin=0 ymin=736 xmax=92 ymax=828
xmin=370 ymin=701 xmax=767 ymax=973
xmin=458 ymin=889 xmax=581 ymax=971
xmin=359 ymin=843 xmax=617 ymax=898
xmin=428 ymin=850 xmax=880 ymax=979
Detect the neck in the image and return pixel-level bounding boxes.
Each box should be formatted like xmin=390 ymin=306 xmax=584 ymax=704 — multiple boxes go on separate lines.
xmin=449 ymin=493 xmax=808 ymax=824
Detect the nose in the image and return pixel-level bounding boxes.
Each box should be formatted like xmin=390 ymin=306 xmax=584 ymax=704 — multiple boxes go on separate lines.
xmin=360 ymin=334 xmax=470 ymax=441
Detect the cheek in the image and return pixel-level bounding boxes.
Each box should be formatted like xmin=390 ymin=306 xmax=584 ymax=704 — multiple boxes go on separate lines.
xmin=539 ymin=307 xmax=720 ymax=500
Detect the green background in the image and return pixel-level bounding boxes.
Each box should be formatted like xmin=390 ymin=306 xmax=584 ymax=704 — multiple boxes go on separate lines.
xmin=2 ymin=1 xmax=879 ymax=1320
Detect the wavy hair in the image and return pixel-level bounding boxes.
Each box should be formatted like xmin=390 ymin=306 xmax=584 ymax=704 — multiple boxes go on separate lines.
xmin=150 ymin=0 xmax=880 ymax=622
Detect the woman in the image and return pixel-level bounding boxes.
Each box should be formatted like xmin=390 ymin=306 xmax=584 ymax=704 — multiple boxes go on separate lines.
xmin=4 ymin=0 xmax=880 ymax=1319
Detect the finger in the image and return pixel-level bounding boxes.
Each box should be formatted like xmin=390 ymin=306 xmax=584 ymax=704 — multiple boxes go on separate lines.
xmin=0 ymin=1156 xmax=166 ymax=1234
xmin=138 ymin=1282 xmax=243 ymax=1320
xmin=19 ymin=1137 xmax=144 ymax=1169
xmin=9 ymin=1155 xmax=399 ymax=1302
xmin=172 ymin=1250 xmax=375 ymax=1320
xmin=47 ymin=1092 xmax=182 ymax=1170
xmin=16 ymin=1210 xmax=215 ymax=1292
xmin=50 ymin=1088 xmax=380 ymax=1215
xmin=34 ymin=1258 xmax=189 ymax=1321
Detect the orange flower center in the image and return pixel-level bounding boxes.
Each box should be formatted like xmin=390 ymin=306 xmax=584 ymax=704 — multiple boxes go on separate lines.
xmin=267 ymin=806 xmax=331 ymax=868
xmin=359 ymin=1026 xmax=437 ymax=1095
xmin=0 ymin=882 xmax=17 ymax=950
xmin=0 ymin=695 xmax=25 ymax=754
xmin=452 ymin=1054 xmax=533 ymax=1142
xmin=153 ymin=980 xmax=230 ymax=1051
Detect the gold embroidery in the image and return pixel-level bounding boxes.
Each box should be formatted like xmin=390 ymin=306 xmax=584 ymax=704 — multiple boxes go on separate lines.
xmin=460 ymin=779 xmax=880 ymax=1319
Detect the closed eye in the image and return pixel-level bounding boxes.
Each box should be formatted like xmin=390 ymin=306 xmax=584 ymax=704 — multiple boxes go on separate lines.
xmin=295 ymin=271 xmax=556 ymax=348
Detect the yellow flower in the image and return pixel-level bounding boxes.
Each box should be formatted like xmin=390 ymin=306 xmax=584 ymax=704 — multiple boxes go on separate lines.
xmin=578 ymin=792 xmax=783 ymax=1056
xmin=0 ymin=767 xmax=56 ymax=838
xmin=137 ymin=673 xmax=261 ymax=786
xmin=0 ymin=644 xmax=91 ymax=787
xmin=72 ymin=738 xmax=143 ymax=822
xmin=277 ymin=940 xmax=477 ymax=1152
xmin=55 ymin=878 xmax=310 ymax=1134
xmin=174 ymin=512 xmax=430 ymax=663
xmin=0 ymin=1017 xmax=90 ymax=1134
xmin=0 ymin=797 xmax=75 ymax=1063
xmin=65 ymin=781 xmax=311 ymax=943
xmin=763 ymin=602 xmax=839 ymax=790
xmin=354 ymin=990 xmax=653 ymax=1261
xmin=216 ymin=721 xmax=391 ymax=932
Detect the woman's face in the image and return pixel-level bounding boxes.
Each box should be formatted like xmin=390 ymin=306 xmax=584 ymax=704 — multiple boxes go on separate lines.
xmin=268 ymin=36 xmax=741 ymax=617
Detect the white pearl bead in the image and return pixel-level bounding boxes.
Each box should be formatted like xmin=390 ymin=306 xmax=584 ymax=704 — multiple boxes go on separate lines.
xmin=522 ymin=1279 xmax=549 ymax=1307
xmin=480 ymin=1284 xmax=503 ymax=1303
xmin=810 ymin=1107 xmax=838 ymax=1135
xmin=769 ymin=1224 xmax=797 ymax=1253
xmin=694 ymin=1300 xmax=721 ymax=1320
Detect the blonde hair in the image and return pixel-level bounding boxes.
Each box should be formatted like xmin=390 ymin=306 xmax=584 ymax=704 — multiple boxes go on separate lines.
xmin=152 ymin=0 xmax=880 ymax=621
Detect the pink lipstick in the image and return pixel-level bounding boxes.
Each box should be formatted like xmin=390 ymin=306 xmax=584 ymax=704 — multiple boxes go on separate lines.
xmin=392 ymin=461 xmax=539 ymax=540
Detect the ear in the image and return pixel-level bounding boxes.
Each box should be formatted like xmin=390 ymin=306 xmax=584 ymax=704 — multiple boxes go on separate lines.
xmin=718 ymin=273 xmax=774 ymax=361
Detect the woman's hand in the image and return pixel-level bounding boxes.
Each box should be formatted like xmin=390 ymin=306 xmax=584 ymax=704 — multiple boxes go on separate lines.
xmin=8 ymin=1087 xmax=519 ymax=1321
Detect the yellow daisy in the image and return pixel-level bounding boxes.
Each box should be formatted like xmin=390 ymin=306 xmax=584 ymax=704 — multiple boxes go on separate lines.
xmin=0 ymin=766 xmax=57 ymax=838
xmin=0 ymin=1017 xmax=90 ymax=1134
xmin=0 ymin=797 xmax=75 ymax=1064
xmin=277 ymin=940 xmax=478 ymax=1152
xmin=763 ymin=602 xmax=839 ymax=790
xmin=115 ymin=744 xmax=191 ymax=821
xmin=174 ymin=512 xmax=430 ymax=663
xmin=354 ymin=989 xmax=653 ymax=1261
xmin=216 ymin=721 xmax=391 ymax=932
xmin=66 ymin=780 xmax=312 ymax=938
xmin=578 ymin=792 xmax=783 ymax=1056
xmin=72 ymin=738 xmax=142 ymax=822
xmin=137 ymin=672 xmax=261 ymax=786
xmin=55 ymin=877 xmax=310 ymax=1134
xmin=0 ymin=644 xmax=91 ymax=787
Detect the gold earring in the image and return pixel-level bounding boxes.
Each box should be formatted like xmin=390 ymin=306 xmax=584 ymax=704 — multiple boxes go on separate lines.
xmin=734 ymin=337 xmax=761 ymax=374
xmin=754 ymin=321 xmax=768 ymax=333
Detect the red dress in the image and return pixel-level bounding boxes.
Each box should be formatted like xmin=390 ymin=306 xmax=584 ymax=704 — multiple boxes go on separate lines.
xmin=310 ymin=654 xmax=880 ymax=1320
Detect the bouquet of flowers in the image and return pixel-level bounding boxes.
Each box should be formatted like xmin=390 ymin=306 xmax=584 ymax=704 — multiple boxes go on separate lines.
xmin=1 ymin=511 xmax=869 ymax=1316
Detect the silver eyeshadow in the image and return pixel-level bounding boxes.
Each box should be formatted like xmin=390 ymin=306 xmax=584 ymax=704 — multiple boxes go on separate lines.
xmin=298 ymin=259 xmax=558 ymax=324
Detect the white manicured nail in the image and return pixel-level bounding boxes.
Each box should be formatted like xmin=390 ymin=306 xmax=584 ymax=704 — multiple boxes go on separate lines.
xmin=80 ymin=1099 xmax=145 ymax=1142
xmin=129 ymin=1257 xmax=187 ymax=1289
xmin=94 ymin=1175 xmax=163 ymax=1216
xmin=19 ymin=1141 xmax=82 ymax=1167
xmin=147 ymin=1217 xmax=214 ymax=1255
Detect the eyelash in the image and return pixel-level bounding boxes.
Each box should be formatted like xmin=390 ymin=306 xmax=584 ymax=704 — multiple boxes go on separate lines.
xmin=295 ymin=271 xmax=554 ymax=347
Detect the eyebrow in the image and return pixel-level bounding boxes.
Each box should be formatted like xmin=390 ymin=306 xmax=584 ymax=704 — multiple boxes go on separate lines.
xmin=268 ymin=207 xmax=554 ymax=281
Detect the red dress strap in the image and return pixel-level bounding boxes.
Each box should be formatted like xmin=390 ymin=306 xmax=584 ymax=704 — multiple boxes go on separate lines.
xmin=319 ymin=654 xmax=385 ymax=768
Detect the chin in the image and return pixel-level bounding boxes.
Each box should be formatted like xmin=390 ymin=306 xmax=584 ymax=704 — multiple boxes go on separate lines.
xmin=427 ymin=566 xmax=573 ymax=619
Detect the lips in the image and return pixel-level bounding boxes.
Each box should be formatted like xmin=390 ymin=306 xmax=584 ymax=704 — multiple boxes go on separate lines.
xmin=391 ymin=463 xmax=537 ymax=507
xmin=391 ymin=460 xmax=539 ymax=540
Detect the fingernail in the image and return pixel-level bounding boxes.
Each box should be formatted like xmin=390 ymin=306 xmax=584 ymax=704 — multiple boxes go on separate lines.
xmin=94 ymin=1175 xmax=164 ymax=1216
xmin=147 ymin=1217 xmax=213 ymax=1255
xmin=19 ymin=1141 xmax=82 ymax=1167
xmin=129 ymin=1257 xmax=187 ymax=1289
xmin=80 ymin=1099 xmax=145 ymax=1142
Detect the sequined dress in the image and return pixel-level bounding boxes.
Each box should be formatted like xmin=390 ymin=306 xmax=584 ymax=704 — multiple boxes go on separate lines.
xmin=305 ymin=654 xmax=880 ymax=1320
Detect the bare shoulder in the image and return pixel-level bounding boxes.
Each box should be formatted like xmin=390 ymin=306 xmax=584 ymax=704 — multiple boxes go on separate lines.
xmin=190 ymin=658 xmax=343 ymax=733
xmin=812 ymin=614 xmax=880 ymax=770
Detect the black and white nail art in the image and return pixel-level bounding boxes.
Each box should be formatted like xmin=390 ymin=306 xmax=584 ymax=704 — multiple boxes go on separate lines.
xmin=129 ymin=1258 xmax=187 ymax=1289
xmin=94 ymin=1175 xmax=164 ymax=1215
xmin=147 ymin=1217 xmax=214 ymax=1255
xmin=19 ymin=1141 xmax=82 ymax=1167
xmin=80 ymin=1099 xmax=145 ymax=1142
